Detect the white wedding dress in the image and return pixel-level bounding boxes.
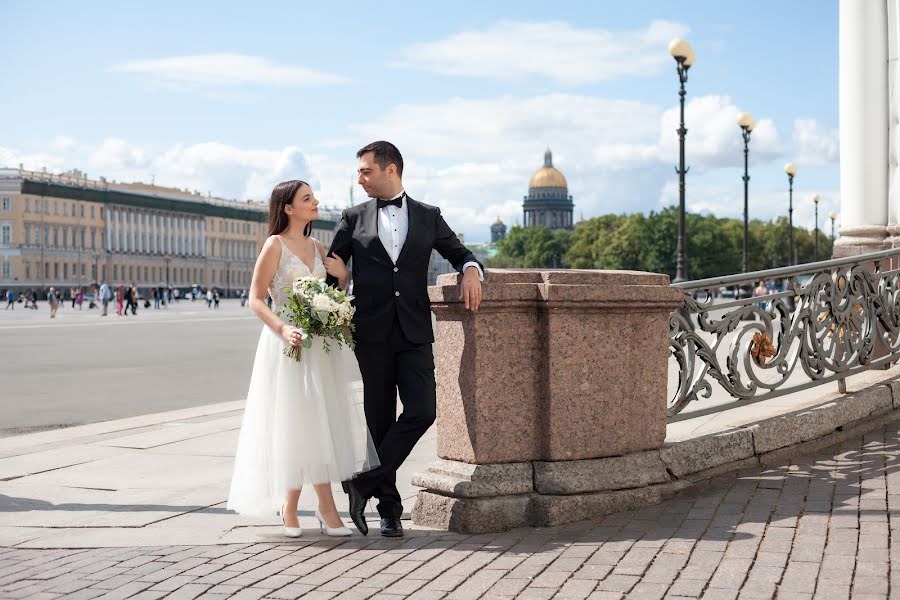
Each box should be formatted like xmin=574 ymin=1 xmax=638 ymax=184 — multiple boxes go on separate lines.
xmin=227 ymin=238 xmax=379 ymax=519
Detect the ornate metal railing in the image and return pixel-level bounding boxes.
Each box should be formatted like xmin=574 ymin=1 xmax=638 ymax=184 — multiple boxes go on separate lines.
xmin=668 ymin=248 xmax=900 ymax=421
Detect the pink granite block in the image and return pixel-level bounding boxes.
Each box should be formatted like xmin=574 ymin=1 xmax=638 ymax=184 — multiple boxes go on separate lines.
xmin=430 ymin=269 xmax=683 ymax=464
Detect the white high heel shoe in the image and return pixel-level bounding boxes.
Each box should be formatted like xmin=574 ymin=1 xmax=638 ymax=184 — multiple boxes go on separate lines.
xmin=315 ymin=510 xmax=352 ymax=537
xmin=281 ymin=505 xmax=302 ymax=538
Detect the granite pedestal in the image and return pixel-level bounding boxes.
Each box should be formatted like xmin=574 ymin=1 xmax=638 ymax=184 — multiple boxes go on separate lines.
xmin=411 ymin=269 xmax=685 ymax=533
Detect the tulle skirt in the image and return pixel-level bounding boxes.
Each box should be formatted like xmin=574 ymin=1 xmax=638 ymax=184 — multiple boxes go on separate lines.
xmin=227 ymin=325 xmax=379 ymax=519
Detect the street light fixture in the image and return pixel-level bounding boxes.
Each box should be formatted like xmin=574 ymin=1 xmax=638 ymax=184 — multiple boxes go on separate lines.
xmin=668 ymin=37 xmax=695 ymax=283
xmin=737 ymin=112 xmax=755 ymax=273
xmin=784 ymin=162 xmax=797 ymax=265
xmin=829 ymin=211 xmax=837 ymax=242
xmin=812 ymin=193 xmax=821 ymax=261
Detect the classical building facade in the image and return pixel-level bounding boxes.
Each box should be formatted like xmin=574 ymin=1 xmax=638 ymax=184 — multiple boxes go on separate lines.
xmin=0 ymin=168 xmax=339 ymax=295
xmin=522 ymin=149 xmax=574 ymax=230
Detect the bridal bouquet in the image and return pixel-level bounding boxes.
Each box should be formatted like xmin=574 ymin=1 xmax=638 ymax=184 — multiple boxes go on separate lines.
xmin=279 ymin=276 xmax=356 ymax=362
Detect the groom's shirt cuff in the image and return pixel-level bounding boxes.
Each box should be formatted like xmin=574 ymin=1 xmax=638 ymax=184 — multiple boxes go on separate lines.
xmin=462 ymin=261 xmax=484 ymax=282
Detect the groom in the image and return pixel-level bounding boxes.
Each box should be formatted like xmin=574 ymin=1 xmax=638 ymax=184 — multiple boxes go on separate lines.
xmin=325 ymin=140 xmax=483 ymax=537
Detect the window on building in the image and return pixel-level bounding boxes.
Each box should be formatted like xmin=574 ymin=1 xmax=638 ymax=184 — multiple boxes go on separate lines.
xmin=79 ymin=205 xmax=84 ymax=217
xmin=91 ymin=206 xmax=95 ymax=219
xmin=1 ymin=259 xmax=9 ymax=279
xmin=54 ymin=262 xmax=59 ymax=279
xmin=0 ymin=223 xmax=11 ymax=246
xmin=1 ymin=197 xmax=9 ymax=212
xmin=25 ymin=198 xmax=30 ymax=213
xmin=113 ymin=265 xmax=117 ymax=281
xmin=81 ymin=263 xmax=85 ymax=277
xmin=80 ymin=228 xmax=85 ymax=249
xmin=25 ymin=262 xmax=30 ymax=280
xmin=62 ymin=203 xmax=67 ymax=216
xmin=64 ymin=263 xmax=68 ymax=279
xmin=54 ymin=202 xmax=58 ymax=216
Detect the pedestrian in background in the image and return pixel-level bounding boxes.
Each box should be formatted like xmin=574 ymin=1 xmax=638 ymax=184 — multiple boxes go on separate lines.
xmin=48 ymin=287 xmax=59 ymax=318
xmin=99 ymin=281 xmax=110 ymax=316
xmin=130 ymin=284 xmax=139 ymax=315
xmin=116 ymin=284 xmax=125 ymax=316
xmin=5 ymin=289 xmax=14 ymax=310
xmin=75 ymin=288 xmax=84 ymax=310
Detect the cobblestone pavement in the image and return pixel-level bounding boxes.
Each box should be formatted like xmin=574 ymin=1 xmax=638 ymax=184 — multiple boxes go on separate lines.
xmin=3 ymin=423 xmax=900 ymax=600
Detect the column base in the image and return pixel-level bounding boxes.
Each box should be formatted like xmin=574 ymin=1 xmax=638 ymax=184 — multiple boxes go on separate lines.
xmin=832 ymin=225 xmax=889 ymax=258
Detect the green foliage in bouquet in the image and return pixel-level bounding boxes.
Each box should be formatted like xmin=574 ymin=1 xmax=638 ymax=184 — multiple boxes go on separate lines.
xmin=279 ymin=276 xmax=356 ymax=362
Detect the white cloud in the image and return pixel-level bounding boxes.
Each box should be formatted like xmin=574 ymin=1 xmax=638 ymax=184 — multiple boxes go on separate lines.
xmin=393 ymin=20 xmax=689 ymax=85
xmin=657 ymin=95 xmax=783 ymax=169
xmin=791 ymin=118 xmax=839 ymax=166
xmin=657 ymin=179 xmax=840 ymax=231
xmin=109 ymin=53 xmax=349 ymax=89
xmin=2 ymin=89 xmax=836 ymax=244
xmin=2 ymin=139 xmax=315 ymax=204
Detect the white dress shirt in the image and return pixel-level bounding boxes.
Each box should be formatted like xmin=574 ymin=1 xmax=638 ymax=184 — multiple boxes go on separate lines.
xmin=376 ymin=190 xmax=483 ymax=279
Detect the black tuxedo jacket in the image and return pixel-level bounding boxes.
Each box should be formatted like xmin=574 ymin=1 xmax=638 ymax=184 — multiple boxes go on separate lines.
xmin=326 ymin=196 xmax=482 ymax=344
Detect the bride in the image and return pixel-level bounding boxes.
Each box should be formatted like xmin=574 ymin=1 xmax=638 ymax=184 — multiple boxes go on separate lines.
xmin=227 ymin=179 xmax=379 ymax=537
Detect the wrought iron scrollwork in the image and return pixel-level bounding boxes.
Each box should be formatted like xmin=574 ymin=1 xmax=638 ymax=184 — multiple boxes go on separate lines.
xmin=668 ymin=250 xmax=900 ymax=419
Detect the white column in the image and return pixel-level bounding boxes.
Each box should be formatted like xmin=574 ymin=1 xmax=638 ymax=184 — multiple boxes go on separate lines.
xmin=137 ymin=212 xmax=143 ymax=254
xmin=167 ymin=215 xmax=173 ymax=255
xmin=889 ymin=0 xmax=900 ymax=244
xmin=116 ymin=209 xmax=122 ymax=252
xmin=837 ymin=0 xmax=890 ymax=256
xmin=191 ymin=219 xmax=197 ymax=256
xmin=128 ymin=209 xmax=137 ymax=253
xmin=201 ymin=221 xmax=207 ymax=257
xmin=105 ymin=210 xmax=112 ymax=251
xmin=142 ymin=212 xmax=148 ymax=253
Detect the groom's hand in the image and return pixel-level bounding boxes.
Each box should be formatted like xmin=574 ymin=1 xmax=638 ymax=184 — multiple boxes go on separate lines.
xmin=460 ymin=267 xmax=482 ymax=312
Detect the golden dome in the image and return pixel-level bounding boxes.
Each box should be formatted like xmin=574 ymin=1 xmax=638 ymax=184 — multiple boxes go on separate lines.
xmin=529 ymin=148 xmax=567 ymax=189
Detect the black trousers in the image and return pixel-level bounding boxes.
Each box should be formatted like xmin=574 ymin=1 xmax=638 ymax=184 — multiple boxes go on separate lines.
xmin=352 ymin=319 xmax=436 ymax=519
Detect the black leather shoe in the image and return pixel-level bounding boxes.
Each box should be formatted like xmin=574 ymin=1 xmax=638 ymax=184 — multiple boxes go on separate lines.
xmin=380 ymin=517 xmax=404 ymax=537
xmin=345 ymin=481 xmax=368 ymax=536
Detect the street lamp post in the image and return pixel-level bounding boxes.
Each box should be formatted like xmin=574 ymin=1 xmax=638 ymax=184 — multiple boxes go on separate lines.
xmin=812 ymin=193 xmax=821 ymax=261
xmin=668 ymin=38 xmax=695 ymax=283
xmin=830 ymin=211 xmax=837 ymax=242
xmin=737 ymin=112 xmax=756 ymax=273
xmin=784 ymin=163 xmax=797 ymax=265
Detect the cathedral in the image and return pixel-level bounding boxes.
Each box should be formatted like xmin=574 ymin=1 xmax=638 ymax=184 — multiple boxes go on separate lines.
xmin=522 ymin=149 xmax=574 ymax=230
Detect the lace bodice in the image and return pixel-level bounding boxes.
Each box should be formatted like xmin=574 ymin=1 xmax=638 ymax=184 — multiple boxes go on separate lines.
xmin=269 ymin=238 xmax=327 ymax=316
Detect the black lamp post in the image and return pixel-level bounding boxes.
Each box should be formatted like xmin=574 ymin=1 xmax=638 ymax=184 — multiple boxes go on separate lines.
xmin=812 ymin=193 xmax=821 ymax=261
xmin=737 ymin=112 xmax=755 ymax=273
xmin=830 ymin=211 xmax=837 ymax=243
xmin=784 ymin=162 xmax=797 ymax=265
xmin=668 ymin=38 xmax=695 ymax=283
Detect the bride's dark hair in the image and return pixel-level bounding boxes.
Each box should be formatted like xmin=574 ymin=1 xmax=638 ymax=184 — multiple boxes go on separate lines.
xmin=267 ymin=180 xmax=312 ymax=237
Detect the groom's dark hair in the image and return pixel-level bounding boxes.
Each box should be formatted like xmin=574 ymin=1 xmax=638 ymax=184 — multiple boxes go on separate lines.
xmin=357 ymin=141 xmax=403 ymax=177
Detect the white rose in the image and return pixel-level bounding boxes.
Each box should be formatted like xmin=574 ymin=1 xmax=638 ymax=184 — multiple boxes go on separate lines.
xmin=311 ymin=293 xmax=332 ymax=312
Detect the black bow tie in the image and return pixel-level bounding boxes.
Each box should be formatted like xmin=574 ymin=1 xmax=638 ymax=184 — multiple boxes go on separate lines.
xmin=377 ymin=196 xmax=403 ymax=210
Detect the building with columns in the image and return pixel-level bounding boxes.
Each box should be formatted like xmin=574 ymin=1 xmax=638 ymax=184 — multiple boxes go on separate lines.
xmin=835 ymin=0 xmax=900 ymax=257
xmin=0 ymin=168 xmax=340 ymax=295
xmin=522 ymin=149 xmax=574 ymax=230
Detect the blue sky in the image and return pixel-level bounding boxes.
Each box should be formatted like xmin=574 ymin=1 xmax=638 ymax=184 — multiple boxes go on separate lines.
xmin=2 ymin=1 xmax=839 ymax=242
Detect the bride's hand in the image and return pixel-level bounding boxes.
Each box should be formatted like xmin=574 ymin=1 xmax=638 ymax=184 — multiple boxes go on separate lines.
xmin=323 ymin=252 xmax=348 ymax=280
xmin=281 ymin=325 xmax=304 ymax=347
